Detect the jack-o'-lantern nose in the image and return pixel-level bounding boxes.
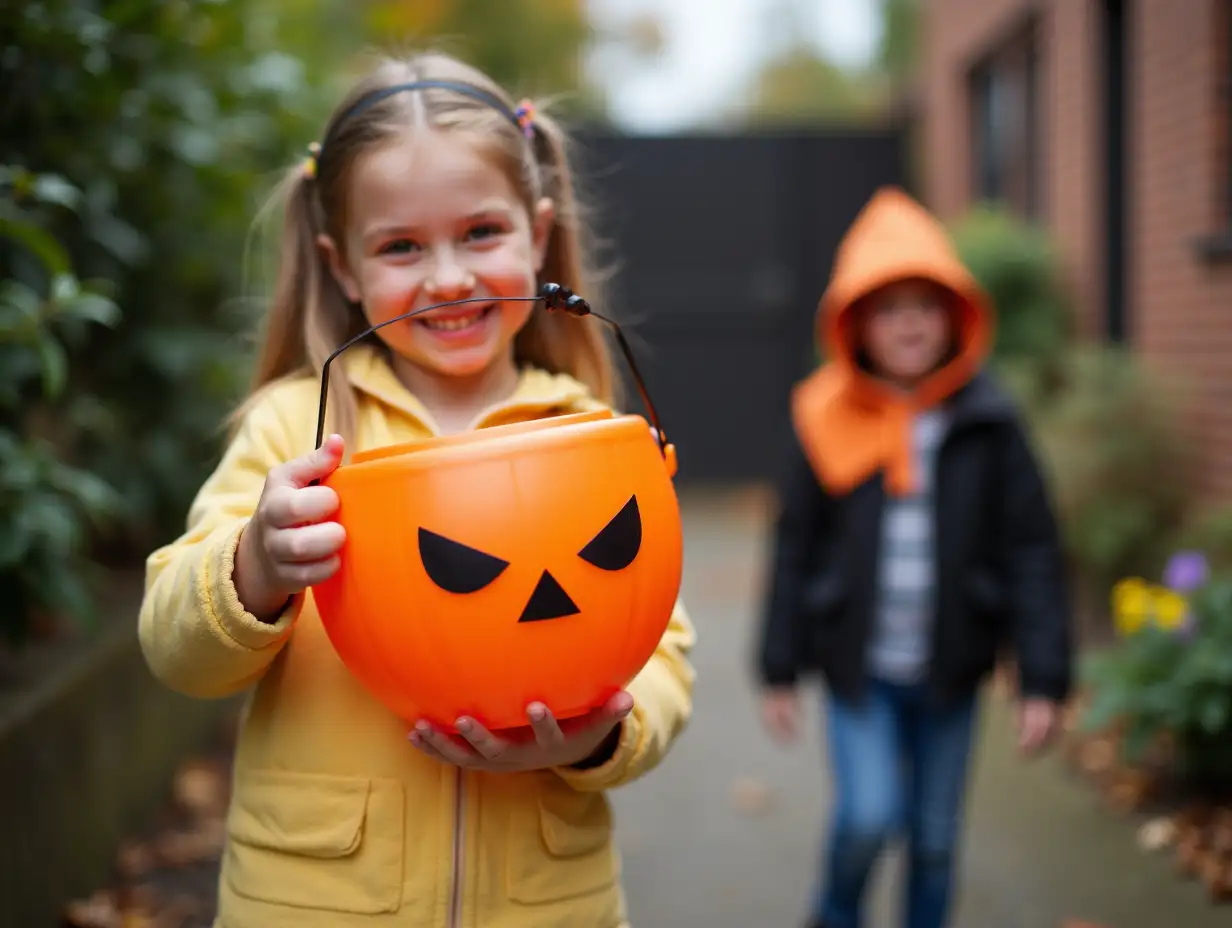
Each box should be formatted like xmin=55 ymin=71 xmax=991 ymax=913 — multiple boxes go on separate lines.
xmin=518 ymin=570 xmax=580 ymax=623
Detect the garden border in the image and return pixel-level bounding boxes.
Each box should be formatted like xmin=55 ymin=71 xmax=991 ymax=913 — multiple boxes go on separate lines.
xmin=0 ymin=586 xmax=241 ymax=928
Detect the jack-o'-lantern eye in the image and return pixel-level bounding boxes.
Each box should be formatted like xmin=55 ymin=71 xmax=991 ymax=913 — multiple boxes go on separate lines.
xmin=418 ymin=527 xmax=509 ymax=593
xmin=578 ymin=495 xmax=641 ymax=571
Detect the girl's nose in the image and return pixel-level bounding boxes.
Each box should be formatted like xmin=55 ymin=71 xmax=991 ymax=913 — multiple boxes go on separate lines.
xmin=425 ymin=252 xmax=475 ymax=300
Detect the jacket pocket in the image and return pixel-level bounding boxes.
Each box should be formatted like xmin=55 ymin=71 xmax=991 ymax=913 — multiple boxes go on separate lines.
xmin=224 ymin=769 xmax=405 ymax=914
xmin=965 ymin=569 xmax=1008 ymax=628
xmin=802 ymin=569 xmax=846 ymax=622
xmin=505 ymin=785 xmax=618 ymax=904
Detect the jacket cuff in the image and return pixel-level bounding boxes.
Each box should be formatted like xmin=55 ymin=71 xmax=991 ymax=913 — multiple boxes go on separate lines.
xmin=204 ymin=522 xmax=302 ymax=651
xmin=1017 ymin=673 xmax=1070 ymax=703
xmin=552 ymin=713 xmax=642 ymax=792
xmin=759 ymin=665 xmax=799 ymax=688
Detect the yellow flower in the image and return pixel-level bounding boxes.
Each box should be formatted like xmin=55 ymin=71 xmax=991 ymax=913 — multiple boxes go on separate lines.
xmin=1112 ymin=578 xmax=1152 ymax=636
xmin=1153 ymin=590 xmax=1188 ymax=630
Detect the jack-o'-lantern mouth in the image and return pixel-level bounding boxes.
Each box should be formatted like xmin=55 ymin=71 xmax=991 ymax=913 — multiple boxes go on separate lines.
xmin=416 ymin=495 xmax=643 ymax=622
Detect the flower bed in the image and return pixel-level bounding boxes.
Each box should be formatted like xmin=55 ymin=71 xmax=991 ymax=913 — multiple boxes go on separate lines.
xmin=1063 ymin=552 xmax=1232 ymax=903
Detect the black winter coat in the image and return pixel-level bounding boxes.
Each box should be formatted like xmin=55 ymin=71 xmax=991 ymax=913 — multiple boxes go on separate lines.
xmin=756 ymin=372 xmax=1073 ymax=706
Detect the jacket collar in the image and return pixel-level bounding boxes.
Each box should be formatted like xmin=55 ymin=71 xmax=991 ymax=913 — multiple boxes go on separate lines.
xmin=945 ymin=370 xmax=1018 ymax=428
xmin=341 ymin=343 xmax=597 ymax=434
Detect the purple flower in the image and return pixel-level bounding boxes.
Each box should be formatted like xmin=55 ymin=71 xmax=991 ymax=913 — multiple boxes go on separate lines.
xmin=1163 ymin=550 xmax=1209 ymax=593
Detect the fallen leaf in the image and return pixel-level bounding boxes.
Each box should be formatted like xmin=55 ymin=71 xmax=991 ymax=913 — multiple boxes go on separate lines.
xmin=115 ymin=840 xmax=158 ymax=879
xmin=1078 ymin=738 xmax=1116 ymax=777
xmin=1201 ymin=850 xmax=1230 ymax=898
xmin=1178 ymin=833 xmax=1205 ymax=877
xmin=1137 ymin=817 xmax=1178 ymax=852
xmin=728 ymin=776 xmax=773 ymax=815
xmin=172 ymin=762 xmax=226 ymax=817
xmin=153 ymin=821 xmax=226 ymax=868
xmin=1216 ymin=859 xmax=1232 ymax=904
xmin=146 ymin=894 xmax=202 ymax=928
xmin=63 ymin=890 xmax=122 ymax=928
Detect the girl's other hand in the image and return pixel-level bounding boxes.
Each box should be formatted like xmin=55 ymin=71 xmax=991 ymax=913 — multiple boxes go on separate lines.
xmin=1017 ymin=697 xmax=1060 ymax=757
xmin=234 ymin=434 xmax=346 ymax=621
xmin=760 ymin=687 xmax=800 ymax=744
xmin=408 ymin=692 xmax=635 ymax=773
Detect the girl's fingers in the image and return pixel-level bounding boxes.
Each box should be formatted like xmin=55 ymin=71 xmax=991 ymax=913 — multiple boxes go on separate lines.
xmin=269 ymin=522 xmax=346 ymax=563
xmin=273 ymin=435 xmax=345 ymax=490
xmin=408 ymin=730 xmax=453 ymax=765
xmin=414 ymin=722 xmax=475 ymax=766
xmin=527 ymin=703 xmax=566 ymax=747
xmin=280 ymin=556 xmax=341 ymax=588
xmin=285 ymin=485 xmax=342 ymax=526
xmin=263 ymin=485 xmax=341 ymax=529
xmin=456 ymin=717 xmax=509 ymax=760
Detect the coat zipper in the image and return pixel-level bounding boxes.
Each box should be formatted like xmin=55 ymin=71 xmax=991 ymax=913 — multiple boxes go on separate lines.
xmin=447 ymin=766 xmax=465 ymax=928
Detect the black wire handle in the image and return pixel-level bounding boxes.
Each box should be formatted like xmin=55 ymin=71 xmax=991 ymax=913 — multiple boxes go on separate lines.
xmin=313 ymin=283 xmax=667 ymax=457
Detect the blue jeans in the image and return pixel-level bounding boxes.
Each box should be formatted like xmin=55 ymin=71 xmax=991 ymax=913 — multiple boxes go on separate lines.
xmin=813 ymin=678 xmax=978 ymax=928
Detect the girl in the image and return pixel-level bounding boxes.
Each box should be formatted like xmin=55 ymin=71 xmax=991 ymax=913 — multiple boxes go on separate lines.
xmin=754 ymin=187 xmax=1071 ymax=928
xmin=138 ymin=51 xmax=695 ymax=928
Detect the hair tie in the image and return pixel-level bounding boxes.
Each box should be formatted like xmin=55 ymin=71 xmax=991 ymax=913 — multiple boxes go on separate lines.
xmin=514 ymin=99 xmax=537 ymax=139
xmin=302 ymin=141 xmax=321 ymax=179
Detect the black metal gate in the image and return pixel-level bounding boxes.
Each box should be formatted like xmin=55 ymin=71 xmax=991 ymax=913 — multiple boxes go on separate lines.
xmin=572 ymin=129 xmax=906 ymax=484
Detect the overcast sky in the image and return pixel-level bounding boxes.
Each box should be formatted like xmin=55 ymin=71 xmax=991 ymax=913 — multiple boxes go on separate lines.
xmin=587 ymin=0 xmax=881 ymax=132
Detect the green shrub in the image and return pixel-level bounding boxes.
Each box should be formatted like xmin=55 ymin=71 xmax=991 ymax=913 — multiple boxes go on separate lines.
xmin=1030 ymin=344 xmax=1191 ymax=599
xmin=949 ymin=206 xmax=1192 ymax=614
xmin=0 ymin=1 xmax=350 ymax=646
xmin=1171 ymin=506 xmax=1232 ymax=575
xmin=950 ymin=203 xmax=1071 ymax=389
xmin=1 ymin=168 xmax=123 ymax=645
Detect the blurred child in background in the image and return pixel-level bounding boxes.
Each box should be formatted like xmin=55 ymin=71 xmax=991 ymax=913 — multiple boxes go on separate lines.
xmin=755 ymin=187 xmax=1072 ymax=928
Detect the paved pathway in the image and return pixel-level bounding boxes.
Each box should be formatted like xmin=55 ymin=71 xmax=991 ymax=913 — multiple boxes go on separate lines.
xmin=611 ymin=487 xmax=1231 ymax=928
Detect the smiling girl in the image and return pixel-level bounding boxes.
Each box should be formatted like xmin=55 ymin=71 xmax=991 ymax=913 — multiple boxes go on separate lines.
xmin=138 ymin=51 xmax=695 ymax=928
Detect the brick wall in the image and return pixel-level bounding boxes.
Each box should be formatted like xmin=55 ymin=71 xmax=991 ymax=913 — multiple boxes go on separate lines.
xmin=1133 ymin=0 xmax=1232 ymax=497
xmin=921 ymin=0 xmax=1232 ymax=498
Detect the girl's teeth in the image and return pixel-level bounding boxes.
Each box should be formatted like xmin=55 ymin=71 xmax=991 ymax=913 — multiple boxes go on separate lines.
xmin=424 ymin=312 xmax=481 ymax=331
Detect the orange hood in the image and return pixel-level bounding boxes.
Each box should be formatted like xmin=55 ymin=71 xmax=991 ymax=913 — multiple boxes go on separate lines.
xmin=792 ymin=186 xmax=994 ymax=496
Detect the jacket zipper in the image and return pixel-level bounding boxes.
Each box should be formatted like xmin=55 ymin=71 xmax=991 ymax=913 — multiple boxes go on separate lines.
xmin=447 ymin=767 xmax=465 ymax=928
xmin=418 ymin=396 xmax=582 ymax=927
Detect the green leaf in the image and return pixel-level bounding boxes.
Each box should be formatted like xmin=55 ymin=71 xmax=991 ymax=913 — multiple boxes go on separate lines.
xmin=14 ymin=491 xmax=84 ymax=556
xmin=0 ymin=280 xmax=43 ymax=334
xmin=36 ymin=335 xmax=67 ymax=398
xmin=50 ymin=273 xmax=80 ymax=304
xmin=30 ymin=174 xmax=82 ymax=211
xmin=1200 ymin=695 xmax=1231 ymax=734
xmin=0 ymin=216 xmax=71 ymax=278
xmin=47 ymin=464 xmax=121 ymax=520
xmin=60 ymin=291 xmax=121 ymax=328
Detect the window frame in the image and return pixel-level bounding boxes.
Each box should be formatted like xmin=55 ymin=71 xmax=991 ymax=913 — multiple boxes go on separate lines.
xmin=1195 ymin=0 xmax=1232 ymax=261
xmin=965 ymin=19 xmax=1041 ymax=221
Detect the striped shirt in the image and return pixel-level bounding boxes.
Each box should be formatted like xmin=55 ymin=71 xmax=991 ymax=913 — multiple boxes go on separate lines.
xmin=867 ymin=409 xmax=950 ymax=683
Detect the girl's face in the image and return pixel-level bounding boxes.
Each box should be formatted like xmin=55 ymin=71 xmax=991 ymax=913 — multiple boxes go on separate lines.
xmin=858 ymin=279 xmax=954 ymax=388
xmin=320 ymin=130 xmax=553 ymax=385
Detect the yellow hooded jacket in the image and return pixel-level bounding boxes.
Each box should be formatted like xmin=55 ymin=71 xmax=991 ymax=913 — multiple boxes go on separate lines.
xmin=138 ymin=345 xmax=696 ymax=928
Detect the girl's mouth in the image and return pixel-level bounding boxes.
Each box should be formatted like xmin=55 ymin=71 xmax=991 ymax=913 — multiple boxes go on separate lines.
xmin=416 ymin=304 xmax=495 ymax=335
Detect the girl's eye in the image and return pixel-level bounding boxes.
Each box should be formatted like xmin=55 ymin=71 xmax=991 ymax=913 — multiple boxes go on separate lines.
xmin=467 ymin=222 xmax=504 ymax=241
xmin=379 ymin=239 xmax=419 ymax=255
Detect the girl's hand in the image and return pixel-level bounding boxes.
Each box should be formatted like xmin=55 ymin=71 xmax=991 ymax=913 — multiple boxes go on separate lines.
xmin=760 ymin=687 xmax=800 ymax=744
xmin=234 ymin=434 xmax=346 ymax=621
xmin=408 ymin=692 xmax=634 ymax=773
xmin=1017 ymin=697 xmax=1060 ymax=756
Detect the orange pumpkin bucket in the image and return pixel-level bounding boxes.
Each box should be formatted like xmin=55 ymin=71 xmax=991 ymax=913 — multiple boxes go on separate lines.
xmin=309 ymin=285 xmax=683 ymax=733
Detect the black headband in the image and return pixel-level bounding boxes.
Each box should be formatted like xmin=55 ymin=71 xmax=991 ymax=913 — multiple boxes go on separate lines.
xmin=311 ymin=80 xmax=534 ymax=176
